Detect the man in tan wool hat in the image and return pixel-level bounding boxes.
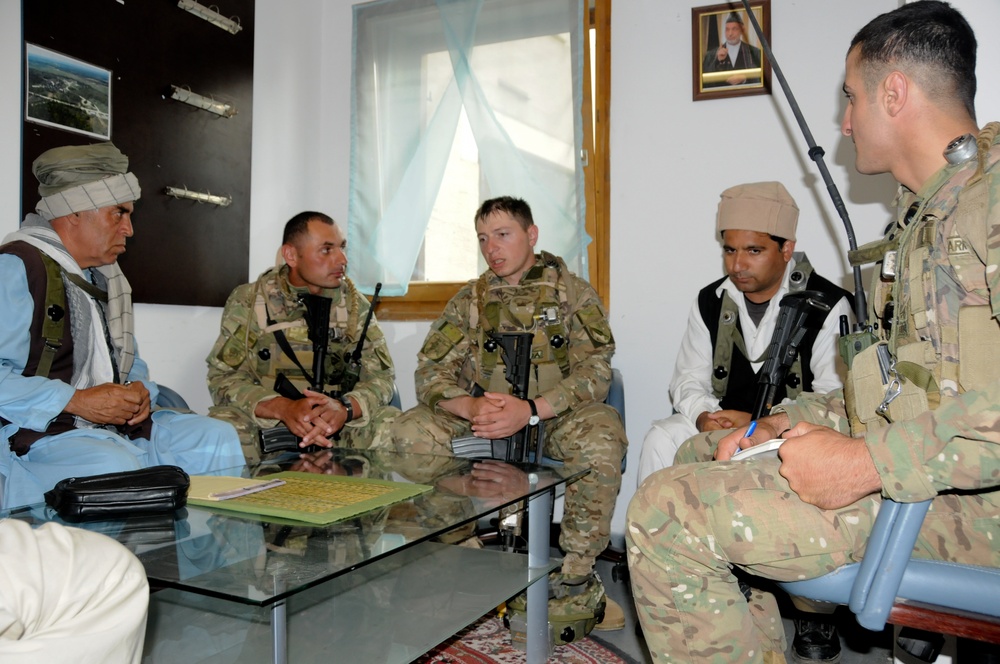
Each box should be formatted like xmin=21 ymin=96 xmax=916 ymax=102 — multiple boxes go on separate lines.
xmin=638 ymin=181 xmax=853 ymax=483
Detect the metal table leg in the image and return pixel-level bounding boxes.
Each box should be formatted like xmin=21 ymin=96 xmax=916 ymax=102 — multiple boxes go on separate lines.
xmin=526 ymin=481 xmax=552 ymax=664
xmin=272 ymin=577 xmax=287 ymax=664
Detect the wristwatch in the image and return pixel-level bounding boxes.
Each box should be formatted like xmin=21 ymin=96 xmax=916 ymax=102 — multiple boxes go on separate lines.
xmin=338 ymin=395 xmax=355 ymax=423
xmin=527 ymin=399 xmax=540 ymax=427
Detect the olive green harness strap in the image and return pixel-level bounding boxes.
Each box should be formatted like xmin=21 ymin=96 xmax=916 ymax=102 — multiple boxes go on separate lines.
xmin=710 ymin=256 xmax=813 ymax=400
xmin=37 ymin=252 xmax=67 ymax=379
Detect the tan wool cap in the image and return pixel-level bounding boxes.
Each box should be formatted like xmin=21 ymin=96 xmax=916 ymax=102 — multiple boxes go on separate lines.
xmin=716 ymin=181 xmax=798 ymax=241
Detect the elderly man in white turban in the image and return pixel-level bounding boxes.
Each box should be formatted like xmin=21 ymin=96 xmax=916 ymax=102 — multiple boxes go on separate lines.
xmin=0 ymin=142 xmax=243 ymax=508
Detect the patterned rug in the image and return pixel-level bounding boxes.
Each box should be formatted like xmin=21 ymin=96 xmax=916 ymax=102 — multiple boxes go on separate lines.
xmin=416 ymin=613 xmax=639 ymax=664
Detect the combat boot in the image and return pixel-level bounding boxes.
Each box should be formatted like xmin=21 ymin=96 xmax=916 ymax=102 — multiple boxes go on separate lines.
xmin=594 ymin=596 xmax=625 ymax=631
xmin=791 ymin=619 xmax=841 ymax=664
xmin=506 ymin=571 xmax=609 ymax=646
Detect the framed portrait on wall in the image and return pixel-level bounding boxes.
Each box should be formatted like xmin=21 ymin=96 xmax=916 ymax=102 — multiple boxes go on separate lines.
xmin=692 ymin=1 xmax=771 ymax=101
xmin=25 ymin=43 xmax=112 ymax=139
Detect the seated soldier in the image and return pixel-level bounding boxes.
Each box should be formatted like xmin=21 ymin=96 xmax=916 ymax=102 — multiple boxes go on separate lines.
xmin=207 ymin=211 xmax=399 ymax=463
xmin=0 ymin=142 xmax=244 ymax=509
xmin=392 ymin=196 xmax=628 ymax=636
xmin=628 ymin=3 xmax=1000 ymax=663
xmin=638 ymin=181 xmax=852 ymax=484
xmin=206 ymin=212 xmax=399 ymax=461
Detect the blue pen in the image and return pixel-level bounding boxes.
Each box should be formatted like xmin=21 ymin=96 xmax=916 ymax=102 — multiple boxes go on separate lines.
xmin=735 ymin=420 xmax=757 ymax=454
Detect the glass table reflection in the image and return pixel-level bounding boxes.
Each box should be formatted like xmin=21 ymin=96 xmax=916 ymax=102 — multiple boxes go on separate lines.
xmin=2 ymin=448 xmax=586 ymax=664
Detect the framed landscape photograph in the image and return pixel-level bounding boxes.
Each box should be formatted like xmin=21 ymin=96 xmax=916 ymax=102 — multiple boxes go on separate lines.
xmin=692 ymin=1 xmax=771 ymax=101
xmin=25 ymin=44 xmax=112 ymax=139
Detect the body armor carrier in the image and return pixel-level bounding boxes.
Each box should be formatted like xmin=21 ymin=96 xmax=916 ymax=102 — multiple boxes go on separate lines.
xmin=700 ymin=253 xmax=843 ymax=410
xmin=249 ymin=266 xmax=361 ymax=395
xmin=468 ymin=251 xmax=574 ymax=397
xmin=844 ymin=122 xmax=1000 ymax=433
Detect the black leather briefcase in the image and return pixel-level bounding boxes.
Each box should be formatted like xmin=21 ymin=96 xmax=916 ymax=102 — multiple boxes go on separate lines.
xmin=44 ymin=465 xmax=190 ymax=521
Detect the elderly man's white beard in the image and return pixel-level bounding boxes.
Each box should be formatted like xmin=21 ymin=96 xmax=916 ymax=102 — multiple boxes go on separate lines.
xmin=726 ymin=37 xmax=741 ymax=46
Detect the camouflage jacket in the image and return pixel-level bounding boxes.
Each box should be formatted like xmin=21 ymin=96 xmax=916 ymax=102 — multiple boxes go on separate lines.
xmin=777 ymin=126 xmax=1000 ymax=504
xmin=415 ymin=253 xmax=615 ymax=417
xmin=206 ymin=266 xmax=395 ymax=428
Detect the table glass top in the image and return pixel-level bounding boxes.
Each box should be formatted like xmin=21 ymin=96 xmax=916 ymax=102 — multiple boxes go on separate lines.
xmin=1 ymin=448 xmax=584 ymax=607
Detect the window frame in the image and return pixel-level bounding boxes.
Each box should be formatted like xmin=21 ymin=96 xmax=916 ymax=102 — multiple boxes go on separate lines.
xmin=376 ymin=0 xmax=612 ymax=321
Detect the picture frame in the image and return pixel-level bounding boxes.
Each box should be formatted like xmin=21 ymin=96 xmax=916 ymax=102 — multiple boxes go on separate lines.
xmin=692 ymin=1 xmax=771 ymax=102
xmin=25 ymin=43 xmax=112 ymax=139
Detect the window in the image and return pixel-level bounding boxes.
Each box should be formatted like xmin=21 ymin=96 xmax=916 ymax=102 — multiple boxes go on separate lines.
xmin=349 ymin=0 xmax=611 ymax=320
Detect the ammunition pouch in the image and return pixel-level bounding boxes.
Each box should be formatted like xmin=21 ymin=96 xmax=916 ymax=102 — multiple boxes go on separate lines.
xmin=505 ymin=572 xmax=607 ymax=647
xmin=845 ymin=341 xmax=932 ymax=434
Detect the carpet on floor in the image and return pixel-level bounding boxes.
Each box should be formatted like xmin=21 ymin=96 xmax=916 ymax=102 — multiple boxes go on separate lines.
xmin=416 ymin=613 xmax=640 ymax=664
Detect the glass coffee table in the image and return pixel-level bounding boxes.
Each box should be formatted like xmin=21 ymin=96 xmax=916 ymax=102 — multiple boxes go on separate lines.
xmin=1 ymin=448 xmax=585 ymax=664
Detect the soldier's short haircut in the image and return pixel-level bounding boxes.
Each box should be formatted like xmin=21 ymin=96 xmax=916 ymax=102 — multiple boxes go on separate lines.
xmin=474 ymin=196 xmax=535 ymax=231
xmin=849 ymin=0 xmax=976 ymax=120
xmin=283 ymin=211 xmax=335 ymax=245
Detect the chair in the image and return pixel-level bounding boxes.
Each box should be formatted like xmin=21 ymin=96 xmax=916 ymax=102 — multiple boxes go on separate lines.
xmin=778 ymin=499 xmax=1000 ymax=660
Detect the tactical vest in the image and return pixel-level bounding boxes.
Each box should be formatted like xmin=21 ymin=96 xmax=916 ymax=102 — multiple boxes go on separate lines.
xmin=0 ymin=241 xmax=78 ymax=454
xmin=248 ymin=267 xmax=362 ymax=395
xmin=698 ymin=254 xmax=850 ymax=412
xmin=467 ymin=252 xmax=576 ymax=396
xmin=844 ymin=122 xmax=1000 ymax=433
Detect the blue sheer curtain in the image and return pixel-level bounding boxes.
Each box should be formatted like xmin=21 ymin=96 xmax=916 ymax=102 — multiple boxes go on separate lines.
xmin=348 ymin=0 xmax=588 ymax=295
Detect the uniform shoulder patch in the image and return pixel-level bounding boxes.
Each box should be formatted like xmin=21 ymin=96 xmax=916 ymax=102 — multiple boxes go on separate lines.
xmin=575 ymin=304 xmax=613 ymax=346
xmin=421 ymin=321 xmax=465 ymax=361
xmin=218 ymin=325 xmax=250 ymax=367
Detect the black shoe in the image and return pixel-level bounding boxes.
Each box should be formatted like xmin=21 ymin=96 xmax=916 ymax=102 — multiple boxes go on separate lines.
xmin=791 ymin=619 xmax=842 ymax=664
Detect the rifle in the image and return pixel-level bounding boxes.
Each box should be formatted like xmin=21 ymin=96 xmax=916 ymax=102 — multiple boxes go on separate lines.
xmin=342 ymin=283 xmax=381 ymax=393
xmin=750 ymin=289 xmax=840 ymax=420
xmin=451 ymin=331 xmax=545 ymax=463
xmin=258 ymin=293 xmax=335 ymax=455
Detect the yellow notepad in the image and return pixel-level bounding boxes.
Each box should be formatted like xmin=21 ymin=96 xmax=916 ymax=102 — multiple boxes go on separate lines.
xmin=187 ymin=471 xmax=433 ymax=525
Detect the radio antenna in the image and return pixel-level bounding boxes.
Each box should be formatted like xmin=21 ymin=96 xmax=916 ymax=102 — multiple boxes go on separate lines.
xmin=740 ymin=0 xmax=868 ymax=328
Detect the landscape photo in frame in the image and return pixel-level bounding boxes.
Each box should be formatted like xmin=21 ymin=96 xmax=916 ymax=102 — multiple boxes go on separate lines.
xmin=25 ymin=43 xmax=112 ymax=139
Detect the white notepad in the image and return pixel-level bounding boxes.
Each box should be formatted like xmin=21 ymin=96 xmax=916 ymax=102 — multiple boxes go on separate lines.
xmin=731 ymin=438 xmax=784 ymax=461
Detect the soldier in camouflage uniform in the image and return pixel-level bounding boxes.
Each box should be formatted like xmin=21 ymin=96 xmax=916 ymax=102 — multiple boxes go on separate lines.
xmin=392 ymin=196 xmax=628 ymax=632
xmin=627 ymin=3 xmax=1000 ymax=662
xmin=207 ymin=211 xmax=398 ymax=464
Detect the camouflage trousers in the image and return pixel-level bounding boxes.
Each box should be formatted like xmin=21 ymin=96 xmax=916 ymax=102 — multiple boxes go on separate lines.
xmin=627 ymin=457 xmax=999 ymax=663
xmin=208 ymin=403 xmax=400 ymax=465
xmin=674 ymin=427 xmax=726 ymax=465
xmin=392 ymin=402 xmax=627 ymax=573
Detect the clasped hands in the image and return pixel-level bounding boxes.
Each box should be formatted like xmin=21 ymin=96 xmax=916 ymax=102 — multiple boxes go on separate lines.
xmin=66 ymin=381 xmax=151 ymax=426
xmin=439 ymin=459 xmax=530 ymax=506
xmin=715 ymin=415 xmax=882 ymax=510
xmin=444 ymin=393 xmax=543 ymax=440
xmin=260 ymin=390 xmax=351 ymax=448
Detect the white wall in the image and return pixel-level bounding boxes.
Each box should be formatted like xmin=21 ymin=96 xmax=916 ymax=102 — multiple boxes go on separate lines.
xmin=1 ymin=0 xmax=997 ymax=542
